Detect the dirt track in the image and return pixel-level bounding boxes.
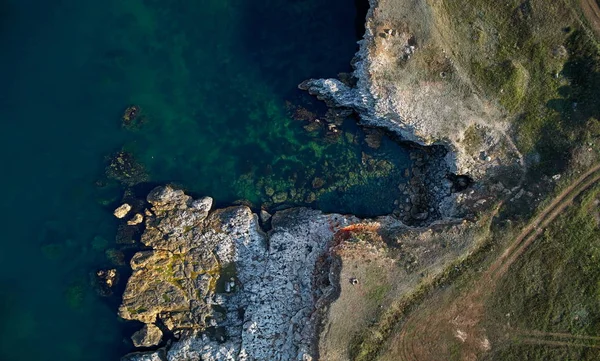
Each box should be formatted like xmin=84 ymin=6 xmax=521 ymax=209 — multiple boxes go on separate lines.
xmin=393 ymin=164 xmax=600 ymax=361
xmin=581 ymin=0 xmax=600 ymax=36
xmin=517 ymin=329 xmax=600 ymax=349
xmin=487 ymin=163 xmax=600 ymax=281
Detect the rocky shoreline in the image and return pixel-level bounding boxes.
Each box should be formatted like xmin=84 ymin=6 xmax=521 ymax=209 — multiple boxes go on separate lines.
xmin=117 ymin=180 xmax=475 ymax=361
xmin=300 ymin=0 xmax=523 ymax=183
xmin=115 ymin=0 xmax=520 ymax=359
xmin=119 ymin=186 xmax=360 ymax=361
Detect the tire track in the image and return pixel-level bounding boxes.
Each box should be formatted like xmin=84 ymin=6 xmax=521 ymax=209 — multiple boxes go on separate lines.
xmin=581 ymin=0 xmax=600 ymax=37
xmin=394 ymin=164 xmax=600 ymax=361
xmin=487 ymin=164 xmax=600 ymax=281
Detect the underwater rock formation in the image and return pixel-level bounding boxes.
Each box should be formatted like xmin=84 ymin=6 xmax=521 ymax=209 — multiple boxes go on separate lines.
xmin=120 ymin=186 xmax=358 ymax=361
xmin=95 ymin=268 xmax=119 ymax=297
xmin=106 ymin=151 xmax=148 ymax=186
xmin=122 ymin=105 xmax=146 ymax=130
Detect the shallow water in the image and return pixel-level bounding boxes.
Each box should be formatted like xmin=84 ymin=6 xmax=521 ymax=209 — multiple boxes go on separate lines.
xmin=0 ymin=1 xmax=412 ymax=360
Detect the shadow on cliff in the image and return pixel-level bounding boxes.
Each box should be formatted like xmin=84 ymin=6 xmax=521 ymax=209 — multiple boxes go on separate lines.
xmin=531 ymin=30 xmax=600 ymax=176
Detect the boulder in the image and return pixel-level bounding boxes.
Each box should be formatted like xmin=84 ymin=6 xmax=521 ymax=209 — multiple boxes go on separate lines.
xmin=259 ymin=210 xmax=272 ymax=224
xmin=127 ymin=213 xmax=144 ymax=225
xmin=114 ymin=203 xmax=132 ymax=219
xmin=191 ymin=196 xmax=213 ymax=214
xmin=132 ymin=324 xmax=163 ymax=348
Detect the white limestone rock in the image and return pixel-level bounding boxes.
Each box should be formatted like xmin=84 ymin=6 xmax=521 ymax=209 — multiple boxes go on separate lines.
xmin=121 ymin=188 xmax=357 ymax=361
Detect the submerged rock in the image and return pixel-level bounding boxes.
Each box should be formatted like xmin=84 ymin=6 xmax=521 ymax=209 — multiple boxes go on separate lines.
xmin=106 ymin=248 xmax=126 ymax=266
xmin=364 ymin=128 xmax=383 ymax=149
xmin=271 ymin=191 xmax=288 ymax=203
xmin=95 ymin=268 xmax=118 ymax=296
xmin=312 ymin=177 xmax=325 ymax=189
xmin=122 ymin=105 xmax=144 ymax=130
xmin=106 ymin=151 xmax=148 ymax=186
xmin=115 ymin=224 xmax=140 ymax=244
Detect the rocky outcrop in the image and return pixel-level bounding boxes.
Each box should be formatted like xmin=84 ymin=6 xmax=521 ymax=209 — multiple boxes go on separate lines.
xmin=128 ymin=213 xmax=144 ymax=225
xmin=121 ymin=186 xmax=358 ymax=361
xmin=119 ymin=187 xmax=221 ymax=336
xmin=300 ymin=0 xmax=523 ymax=180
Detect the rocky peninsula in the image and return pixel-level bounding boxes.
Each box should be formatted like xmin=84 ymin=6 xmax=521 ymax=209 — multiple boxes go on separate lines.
xmin=119 ymin=182 xmax=480 ymax=361
xmin=120 ymin=186 xmax=357 ymax=360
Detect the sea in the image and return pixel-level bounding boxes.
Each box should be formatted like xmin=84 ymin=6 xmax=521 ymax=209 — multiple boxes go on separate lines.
xmin=0 ymin=1 xmax=413 ymax=360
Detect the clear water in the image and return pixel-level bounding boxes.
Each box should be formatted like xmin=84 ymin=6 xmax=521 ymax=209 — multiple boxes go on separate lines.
xmin=0 ymin=1 xmax=413 ymax=360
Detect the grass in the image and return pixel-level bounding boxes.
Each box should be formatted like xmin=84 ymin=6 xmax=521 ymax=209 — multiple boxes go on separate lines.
xmin=349 ymin=217 xmax=499 ymax=361
xmin=368 ymin=284 xmax=392 ymax=303
xmin=335 ymin=1 xmax=600 ymax=359
xmin=363 ymin=265 xmax=392 ymax=304
xmin=432 ymin=0 xmax=600 ymax=171
xmin=329 ymin=0 xmax=600 ymax=359
xmin=484 ymin=184 xmax=600 ymax=360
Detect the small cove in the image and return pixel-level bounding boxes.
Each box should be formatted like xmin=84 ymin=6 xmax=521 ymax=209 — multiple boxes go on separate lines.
xmin=0 ymin=1 xmax=415 ymax=360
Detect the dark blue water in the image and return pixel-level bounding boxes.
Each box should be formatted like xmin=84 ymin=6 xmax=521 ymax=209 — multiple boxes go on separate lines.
xmin=0 ymin=1 xmax=412 ymax=360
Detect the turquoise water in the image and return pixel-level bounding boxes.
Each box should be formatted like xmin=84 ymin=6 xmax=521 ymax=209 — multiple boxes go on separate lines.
xmin=0 ymin=1 xmax=412 ymax=360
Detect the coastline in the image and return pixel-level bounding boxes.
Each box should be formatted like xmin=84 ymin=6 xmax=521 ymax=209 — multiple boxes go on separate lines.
xmin=117 ymin=0 xmax=522 ymax=359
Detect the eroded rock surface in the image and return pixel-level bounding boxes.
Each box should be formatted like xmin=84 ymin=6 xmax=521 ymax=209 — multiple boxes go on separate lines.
xmin=119 ymin=186 xmax=220 ymax=335
xmin=132 ymin=324 xmax=163 ymax=348
xmin=121 ymin=186 xmax=357 ymax=361
xmin=300 ymin=0 xmax=524 ymax=181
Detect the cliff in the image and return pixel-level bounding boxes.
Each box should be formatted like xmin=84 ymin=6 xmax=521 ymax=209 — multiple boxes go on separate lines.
xmin=300 ymin=0 xmax=524 ymax=181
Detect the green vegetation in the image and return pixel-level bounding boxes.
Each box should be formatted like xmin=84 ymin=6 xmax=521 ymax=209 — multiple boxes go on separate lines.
xmin=368 ymin=284 xmax=392 ymax=303
xmin=485 ymin=184 xmax=600 ymax=360
xmin=132 ymin=307 xmax=148 ymax=315
xmin=91 ymin=236 xmax=109 ymax=251
xmin=435 ymin=0 xmax=600 ymax=172
xmin=342 ymin=1 xmax=600 ymax=360
xmin=364 ymin=264 xmax=392 ymax=304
